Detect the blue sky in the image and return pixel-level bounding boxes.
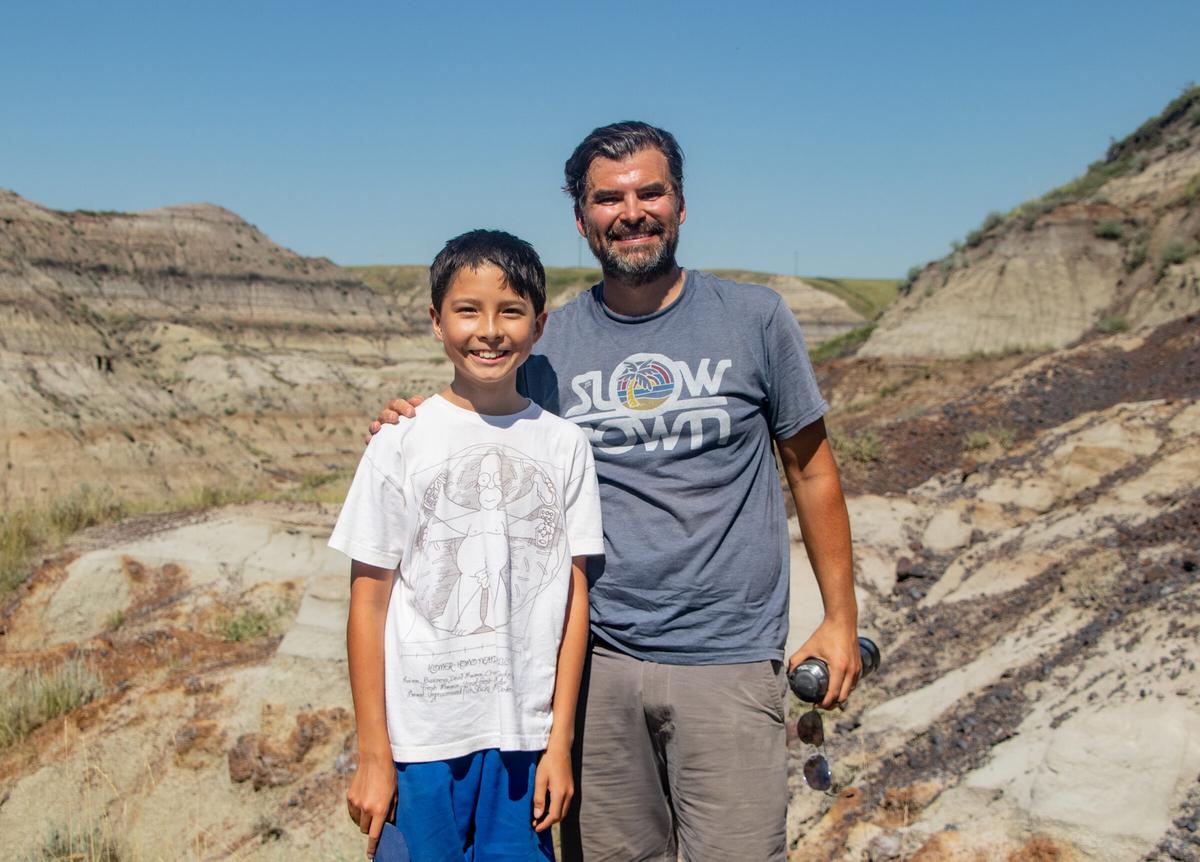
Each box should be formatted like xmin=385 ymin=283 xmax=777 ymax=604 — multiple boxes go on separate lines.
xmin=4 ymin=2 xmax=1198 ymax=277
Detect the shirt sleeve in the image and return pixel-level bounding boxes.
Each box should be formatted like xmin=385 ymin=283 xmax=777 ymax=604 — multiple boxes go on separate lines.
xmin=562 ymin=428 xmax=605 ymax=558
xmin=328 ymin=440 xmax=408 ymax=569
xmin=765 ymin=296 xmax=829 ymax=440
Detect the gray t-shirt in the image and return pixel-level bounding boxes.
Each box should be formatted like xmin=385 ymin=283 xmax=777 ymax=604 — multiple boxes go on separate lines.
xmin=519 ymin=269 xmax=828 ymax=664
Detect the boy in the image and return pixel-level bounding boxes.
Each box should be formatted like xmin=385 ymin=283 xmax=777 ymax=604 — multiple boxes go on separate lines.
xmin=330 ymin=230 xmax=603 ymax=861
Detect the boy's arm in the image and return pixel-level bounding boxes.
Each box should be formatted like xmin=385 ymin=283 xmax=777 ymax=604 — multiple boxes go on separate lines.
xmin=532 ymin=555 xmax=589 ymax=832
xmin=346 ymin=560 xmax=396 ymax=858
xmin=777 ymin=417 xmax=862 ymax=710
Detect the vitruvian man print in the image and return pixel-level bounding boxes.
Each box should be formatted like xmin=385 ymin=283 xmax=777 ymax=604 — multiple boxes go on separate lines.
xmin=410 ymin=444 xmax=565 ymax=636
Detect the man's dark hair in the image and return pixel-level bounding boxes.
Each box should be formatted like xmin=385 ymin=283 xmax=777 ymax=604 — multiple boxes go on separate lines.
xmin=563 ymin=121 xmax=685 ymax=208
xmin=430 ymin=229 xmax=546 ymax=315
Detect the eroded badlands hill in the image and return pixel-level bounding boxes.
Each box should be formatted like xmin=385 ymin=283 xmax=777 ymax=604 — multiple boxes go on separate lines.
xmin=863 ymin=86 xmax=1200 ymax=358
xmin=0 ymin=191 xmax=448 ymax=513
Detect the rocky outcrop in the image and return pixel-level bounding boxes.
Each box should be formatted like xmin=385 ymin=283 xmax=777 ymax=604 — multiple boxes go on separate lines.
xmin=863 ymin=87 xmax=1200 ymax=358
xmin=782 ymin=318 xmax=1200 ymax=860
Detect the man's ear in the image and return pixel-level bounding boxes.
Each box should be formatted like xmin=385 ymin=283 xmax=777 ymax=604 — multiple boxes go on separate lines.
xmin=574 ymin=204 xmax=586 ymax=238
xmin=532 ymin=311 xmax=548 ymax=343
xmin=677 ymin=193 xmax=686 ymax=226
xmin=429 ymin=304 xmax=444 ymax=341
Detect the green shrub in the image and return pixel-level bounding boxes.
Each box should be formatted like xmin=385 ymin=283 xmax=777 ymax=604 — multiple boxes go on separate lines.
xmin=1125 ymin=242 xmax=1148 ymax=272
xmin=1175 ymin=173 xmax=1200 ymax=208
xmin=1097 ymin=314 xmax=1129 ymax=334
xmin=833 ymin=430 xmax=884 ymax=464
xmin=1093 ymin=220 xmax=1123 ymax=240
xmin=809 ymin=325 xmax=875 ymax=364
xmin=967 ymin=211 xmax=1005 ymax=247
xmin=963 ymin=430 xmax=991 ymax=451
xmin=1160 ymin=238 xmax=1196 ymax=268
xmin=963 ymin=426 xmax=1016 ymax=452
xmin=0 ymin=659 xmax=103 ymax=749
xmin=218 ymin=609 xmax=275 ymax=642
xmin=991 ymin=426 xmax=1016 ymax=450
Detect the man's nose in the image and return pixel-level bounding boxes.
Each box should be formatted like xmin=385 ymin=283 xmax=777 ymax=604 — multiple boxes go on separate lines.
xmin=619 ymin=193 xmax=644 ymax=222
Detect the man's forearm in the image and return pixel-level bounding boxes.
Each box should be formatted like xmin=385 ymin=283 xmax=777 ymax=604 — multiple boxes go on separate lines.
xmin=791 ymin=468 xmax=856 ymax=624
xmin=777 ymin=422 xmax=856 ymax=625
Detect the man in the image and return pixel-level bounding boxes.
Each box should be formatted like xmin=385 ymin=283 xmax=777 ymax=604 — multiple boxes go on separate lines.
xmin=374 ymin=121 xmax=860 ymax=861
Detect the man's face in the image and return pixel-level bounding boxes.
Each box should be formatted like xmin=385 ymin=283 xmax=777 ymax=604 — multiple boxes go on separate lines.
xmin=576 ymin=147 xmax=686 ymax=284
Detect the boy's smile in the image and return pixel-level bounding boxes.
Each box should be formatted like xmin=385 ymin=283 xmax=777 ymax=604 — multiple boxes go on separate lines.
xmin=431 ymin=263 xmax=546 ymax=414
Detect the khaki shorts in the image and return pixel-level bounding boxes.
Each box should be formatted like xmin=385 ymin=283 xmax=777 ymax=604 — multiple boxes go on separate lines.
xmin=561 ymin=640 xmax=788 ymax=862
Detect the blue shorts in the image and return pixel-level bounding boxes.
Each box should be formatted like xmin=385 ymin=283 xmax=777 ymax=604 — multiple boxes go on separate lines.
xmin=375 ymin=749 xmax=555 ymax=862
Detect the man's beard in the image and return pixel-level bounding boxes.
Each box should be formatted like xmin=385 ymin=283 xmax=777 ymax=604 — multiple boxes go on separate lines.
xmin=586 ymin=218 xmax=680 ymax=286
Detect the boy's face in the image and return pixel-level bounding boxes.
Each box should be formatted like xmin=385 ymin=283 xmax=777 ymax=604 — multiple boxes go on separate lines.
xmin=430 ymin=263 xmax=546 ymax=397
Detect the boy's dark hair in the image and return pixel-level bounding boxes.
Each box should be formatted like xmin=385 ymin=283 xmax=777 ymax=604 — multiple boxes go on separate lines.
xmin=563 ymin=121 xmax=685 ymax=209
xmin=430 ymin=229 xmax=546 ymax=315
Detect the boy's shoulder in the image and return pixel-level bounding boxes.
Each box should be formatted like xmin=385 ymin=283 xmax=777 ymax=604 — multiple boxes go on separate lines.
xmin=522 ymin=401 xmax=589 ymax=443
xmin=362 ymin=397 xmax=459 ymax=463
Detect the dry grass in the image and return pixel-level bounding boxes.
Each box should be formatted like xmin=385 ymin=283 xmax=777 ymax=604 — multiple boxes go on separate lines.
xmin=24 ymin=821 xmax=125 ymax=861
xmin=1 ymin=472 xmax=352 ymax=598
xmin=0 ymin=658 xmax=104 ymax=749
xmin=1 ymin=485 xmax=125 ymax=595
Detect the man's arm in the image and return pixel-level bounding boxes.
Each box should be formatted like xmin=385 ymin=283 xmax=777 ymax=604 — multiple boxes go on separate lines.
xmin=777 ymin=417 xmax=861 ymax=709
xmin=532 ymin=556 xmax=589 ymax=832
xmin=346 ymin=560 xmax=397 ymax=858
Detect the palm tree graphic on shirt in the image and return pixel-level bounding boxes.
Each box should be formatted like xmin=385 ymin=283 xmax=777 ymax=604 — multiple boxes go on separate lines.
xmin=618 ymin=358 xmax=673 ymax=411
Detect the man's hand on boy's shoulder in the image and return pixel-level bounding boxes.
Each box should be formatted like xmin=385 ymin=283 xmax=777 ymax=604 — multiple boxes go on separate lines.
xmin=366 ymin=395 xmax=426 ymax=443
xmin=532 ymin=743 xmax=575 ymax=833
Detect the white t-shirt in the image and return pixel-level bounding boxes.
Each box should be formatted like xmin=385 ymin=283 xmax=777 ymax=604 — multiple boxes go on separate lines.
xmin=329 ymin=395 xmax=604 ymax=762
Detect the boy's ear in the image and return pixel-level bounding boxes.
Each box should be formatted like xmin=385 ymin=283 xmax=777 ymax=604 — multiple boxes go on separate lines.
xmin=533 ymin=310 xmax=547 ymax=343
xmin=429 ymin=304 xmax=444 ymax=341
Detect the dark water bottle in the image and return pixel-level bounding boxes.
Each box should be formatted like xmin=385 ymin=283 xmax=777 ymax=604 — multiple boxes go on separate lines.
xmin=788 ymin=637 xmax=880 ymax=703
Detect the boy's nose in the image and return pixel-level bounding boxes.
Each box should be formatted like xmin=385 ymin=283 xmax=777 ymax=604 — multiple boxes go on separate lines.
xmin=477 ymin=312 xmax=501 ymax=339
